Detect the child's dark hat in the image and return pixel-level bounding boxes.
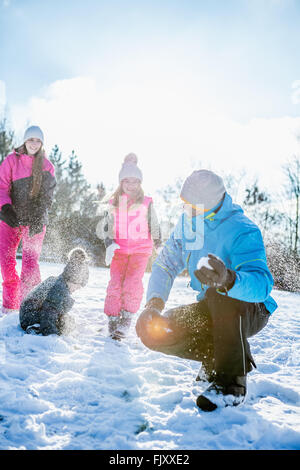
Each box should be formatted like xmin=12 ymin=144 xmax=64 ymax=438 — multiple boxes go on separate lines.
xmin=62 ymin=248 xmax=89 ymax=287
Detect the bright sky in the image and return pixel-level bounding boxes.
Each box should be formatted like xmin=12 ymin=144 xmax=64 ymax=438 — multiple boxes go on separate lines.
xmin=1 ymin=0 xmax=300 ymax=197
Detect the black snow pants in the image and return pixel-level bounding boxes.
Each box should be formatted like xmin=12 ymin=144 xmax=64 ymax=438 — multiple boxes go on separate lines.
xmin=138 ymin=288 xmax=270 ymax=383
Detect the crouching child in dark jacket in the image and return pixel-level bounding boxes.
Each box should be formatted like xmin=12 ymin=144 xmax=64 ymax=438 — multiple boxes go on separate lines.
xmin=19 ymin=248 xmax=89 ymax=336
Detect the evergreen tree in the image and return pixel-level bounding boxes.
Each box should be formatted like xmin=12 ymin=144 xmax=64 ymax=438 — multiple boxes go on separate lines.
xmin=243 ymin=180 xmax=282 ymax=237
xmin=0 ymin=117 xmax=14 ymax=163
xmin=45 ymin=147 xmax=103 ymax=263
xmin=48 ymin=145 xmax=67 ymax=220
xmin=243 ymin=181 xmax=269 ymax=206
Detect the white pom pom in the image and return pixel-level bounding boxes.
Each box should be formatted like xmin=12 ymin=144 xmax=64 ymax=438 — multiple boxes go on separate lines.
xmin=68 ymin=247 xmax=88 ymax=263
xmin=124 ymin=153 xmax=138 ymax=164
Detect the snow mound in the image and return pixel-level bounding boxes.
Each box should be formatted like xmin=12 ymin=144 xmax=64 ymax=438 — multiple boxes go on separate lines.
xmin=0 ymin=261 xmax=299 ymax=450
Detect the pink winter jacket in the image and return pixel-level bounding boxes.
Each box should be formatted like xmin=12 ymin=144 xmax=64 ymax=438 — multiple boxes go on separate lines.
xmin=111 ymin=195 xmax=154 ymax=255
xmin=0 ymin=151 xmax=56 ymax=227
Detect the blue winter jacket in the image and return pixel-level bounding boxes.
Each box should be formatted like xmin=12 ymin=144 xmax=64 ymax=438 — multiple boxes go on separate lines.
xmin=147 ymin=193 xmax=277 ymax=314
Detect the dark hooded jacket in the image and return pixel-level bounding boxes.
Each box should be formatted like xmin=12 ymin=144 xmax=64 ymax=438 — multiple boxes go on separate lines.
xmin=19 ymin=275 xmax=75 ymax=335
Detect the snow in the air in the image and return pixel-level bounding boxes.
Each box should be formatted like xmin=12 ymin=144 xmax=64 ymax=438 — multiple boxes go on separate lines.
xmin=197 ymin=256 xmax=211 ymax=270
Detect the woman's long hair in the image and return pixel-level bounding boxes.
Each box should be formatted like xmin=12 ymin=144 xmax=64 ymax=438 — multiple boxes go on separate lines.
xmin=14 ymin=143 xmax=45 ymax=198
xmin=111 ymin=183 xmax=144 ymax=207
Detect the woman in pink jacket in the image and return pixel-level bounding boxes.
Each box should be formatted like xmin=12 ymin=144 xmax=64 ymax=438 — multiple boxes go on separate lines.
xmin=0 ymin=126 xmax=56 ymax=313
xmin=103 ymin=154 xmax=161 ymax=340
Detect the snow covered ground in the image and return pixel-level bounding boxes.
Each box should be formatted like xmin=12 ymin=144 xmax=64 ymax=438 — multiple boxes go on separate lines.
xmin=0 ymin=261 xmax=299 ymax=450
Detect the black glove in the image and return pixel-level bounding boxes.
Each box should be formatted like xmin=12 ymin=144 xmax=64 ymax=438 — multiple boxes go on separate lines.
xmin=29 ymin=218 xmax=44 ymax=237
xmin=135 ymin=297 xmax=165 ymax=339
xmin=1 ymin=204 xmax=19 ymax=227
xmin=146 ymin=297 xmax=165 ymax=311
xmin=194 ymin=253 xmax=236 ymax=292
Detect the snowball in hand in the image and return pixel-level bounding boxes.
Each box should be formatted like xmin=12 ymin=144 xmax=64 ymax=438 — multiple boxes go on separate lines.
xmin=197 ymin=254 xmax=223 ymax=271
xmin=197 ymin=256 xmax=213 ymax=270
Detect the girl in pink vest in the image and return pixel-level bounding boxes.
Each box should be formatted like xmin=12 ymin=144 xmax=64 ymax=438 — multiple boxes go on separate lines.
xmin=103 ymin=154 xmax=161 ymax=340
xmin=0 ymin=126 xmax=56 ymax=313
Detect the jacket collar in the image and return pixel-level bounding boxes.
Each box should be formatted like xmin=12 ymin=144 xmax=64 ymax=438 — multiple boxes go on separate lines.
xmin=190 ymin=193 xmax=243 ymax=228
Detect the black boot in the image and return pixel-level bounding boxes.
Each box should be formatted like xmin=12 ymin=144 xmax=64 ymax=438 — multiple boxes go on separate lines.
xmin=196 ymin=375 xmax=247 ymax=412
xmin=108 ymin=310 xmax=132 ymax=340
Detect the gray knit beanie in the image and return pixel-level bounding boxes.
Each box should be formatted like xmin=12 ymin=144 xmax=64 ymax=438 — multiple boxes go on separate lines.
xmin=24 ymin=126 xmax=44 ymax=143
xmin=180 ymin=170 xmax=226 ymax=211
xmin=118 ymin=153 xmax=143 ymax=182
xmin=62 ymin=248 xmax=89 ymax=287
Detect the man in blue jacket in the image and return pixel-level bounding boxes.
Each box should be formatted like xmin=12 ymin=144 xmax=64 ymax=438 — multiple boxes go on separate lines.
xmin=136 ymin=170 xmax=277 ymax=411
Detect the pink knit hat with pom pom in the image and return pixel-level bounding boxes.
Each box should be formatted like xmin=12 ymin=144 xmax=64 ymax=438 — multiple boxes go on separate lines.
xmin=118 ymin=153 xmax=143 ymax=182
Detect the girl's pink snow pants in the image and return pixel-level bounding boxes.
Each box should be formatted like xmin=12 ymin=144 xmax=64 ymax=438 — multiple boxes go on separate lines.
xmin=104 ymin=251 xmax=150 ymax=317
xmin=0 ymin=221 xmax=46 ymax=309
